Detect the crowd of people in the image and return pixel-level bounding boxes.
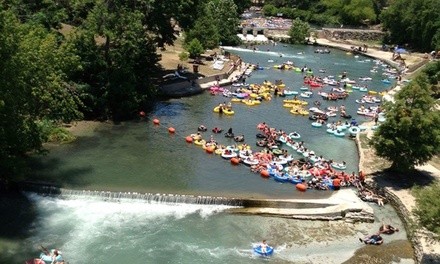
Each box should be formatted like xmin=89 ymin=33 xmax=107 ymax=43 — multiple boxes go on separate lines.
xmin=240 ymin=17 xmax=293 ymax=30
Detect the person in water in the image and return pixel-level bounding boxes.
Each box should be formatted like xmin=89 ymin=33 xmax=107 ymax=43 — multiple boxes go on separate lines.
xmin=261 ymin=240 xmax=268 ymax=254
xmin=359 ymin=233 xmax=383 ymax=245
xmin=379 ymin=223 xmax=399 ymax=234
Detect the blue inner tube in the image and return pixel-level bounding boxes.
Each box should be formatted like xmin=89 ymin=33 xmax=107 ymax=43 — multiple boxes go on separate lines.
xmin=253 ymin=245 xmax=274 ymax=256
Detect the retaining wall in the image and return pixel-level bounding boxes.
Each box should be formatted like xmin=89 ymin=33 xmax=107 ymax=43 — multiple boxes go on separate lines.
xmin=321 ymin=28 xmax=385 ymax=42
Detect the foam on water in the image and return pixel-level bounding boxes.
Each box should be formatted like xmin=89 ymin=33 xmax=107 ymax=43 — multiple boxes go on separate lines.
xmin=26 ymin=193 xmax=233 ymax=221
xmin=222 ymin=46 xmax=305 ymax=59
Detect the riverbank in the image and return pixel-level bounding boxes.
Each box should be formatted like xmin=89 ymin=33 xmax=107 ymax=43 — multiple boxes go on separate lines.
xmin=321 ymin=39 xmax=440 ymax=262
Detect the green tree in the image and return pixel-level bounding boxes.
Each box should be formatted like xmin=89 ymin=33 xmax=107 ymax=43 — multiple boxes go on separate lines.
xmin=186 ymin=38 xmax=204 ymax=58
xmin=0 ymin=8 xmax=82 ymax=178
xmin=288 ymin=18 xmax=310 ymax=44
xmin=71 ymin=0 xmax=160 ymax=120
xmin=185 ymin=14 xmax=219 ymax=50
xmin=262 ymin=4 xmax=277 ymax=17
xmin=380 ymin=0 xmax=440 ymax=51
xmin=211 ymin=0 xmax=241 ymax=46
xmin=234 ymin=0 xmax=252 ymax=14
xmin=341 ymin=0 xmax=376 ymax=25
xmin=370 ymin=75 xmax=440 ymax=171
xmin=176 ymin=0 xmax=208 ymax=30
xmin=413 ymin=182 xmax=440 ymax=236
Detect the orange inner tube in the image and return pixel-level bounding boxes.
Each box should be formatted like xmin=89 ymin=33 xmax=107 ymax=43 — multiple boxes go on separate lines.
xmin=296 ymin=183 xmax=307 ymax=192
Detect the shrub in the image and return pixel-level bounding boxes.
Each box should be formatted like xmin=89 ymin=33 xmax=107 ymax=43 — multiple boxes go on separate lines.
xmin=413 ymin=182 xmax=440 ymax=236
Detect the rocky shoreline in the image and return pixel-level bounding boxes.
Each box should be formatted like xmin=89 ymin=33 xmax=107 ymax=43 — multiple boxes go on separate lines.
xmin=343 ymin=44 xmax=440 ymax=262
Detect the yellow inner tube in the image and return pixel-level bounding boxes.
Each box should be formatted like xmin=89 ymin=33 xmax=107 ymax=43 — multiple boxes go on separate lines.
xmin=194 ymin=139 xmax=206 ymax=146
xmin=223 ymin=109 xmax=235 ymax=115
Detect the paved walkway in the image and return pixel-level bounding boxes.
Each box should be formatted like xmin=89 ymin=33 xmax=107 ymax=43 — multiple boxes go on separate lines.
xmin=199 ymin=62 xmax=249 ymax=89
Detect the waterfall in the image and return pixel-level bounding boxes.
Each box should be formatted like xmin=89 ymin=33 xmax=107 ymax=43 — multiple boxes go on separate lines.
xmin=20 ymin=183 xmax=245 ymax=206
xmin=19 ymin=182 xmax=334 ymax=209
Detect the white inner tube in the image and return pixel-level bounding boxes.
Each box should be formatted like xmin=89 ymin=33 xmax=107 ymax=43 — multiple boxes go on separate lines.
xmin=349 ymin=126 xmax=361 ymax=134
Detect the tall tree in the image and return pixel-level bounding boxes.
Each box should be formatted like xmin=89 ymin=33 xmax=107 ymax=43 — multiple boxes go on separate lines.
xmin=211 ymin=0 xmax=241 ymax=46
xmin=370 ymin=75 xmax=440 ymax=171
xmin=71 ymin=0 xmax=160 ymax=120
xmin=380 ymin=0 xmax=440 ymax=51
xmin=233 ymin=0 xmax=252 ymax=14
xmin=288 ymin=18 xmax=310 ymax=44
xmin=0 ymin=8 xmax=82 ymax=178
xmin=185 ymin=15 xmax=220 ymax=50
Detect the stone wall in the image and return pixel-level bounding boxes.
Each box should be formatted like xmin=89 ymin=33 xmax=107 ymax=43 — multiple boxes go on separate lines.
xmin=320 ymin=28 xmax=385 ymax=42
xmin=365 ymin=180 xmax=440 ymax=264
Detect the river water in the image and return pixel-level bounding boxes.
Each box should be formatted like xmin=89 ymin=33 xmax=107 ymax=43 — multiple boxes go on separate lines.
xmin=0 ymin=44 xmax=413 ymax=263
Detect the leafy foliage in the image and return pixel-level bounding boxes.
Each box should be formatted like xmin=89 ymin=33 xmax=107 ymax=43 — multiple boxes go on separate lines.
xmin=185 ymin=12 xmax=220 ymax=50
xmin=185 ymin=0 xmax=240 ymax=49
xmin=0 ymin=8 xmax=81 ymax=178
xmin=179 ymin=51 xmax=189 ymax=61
xmin=211 ymin=0 xmax=241 ymax=46
xmin=413 ymin=182 xmax=440 ymax=236
xmin=380 ymin=0 xmax=440 ymax=51
xmin=370 ymin=75 xmax=440 ymax=171
xmin=186 ymin=39 xmax=204 ymax=58
xmin=288 ymin=18 xmax=311 ymax=44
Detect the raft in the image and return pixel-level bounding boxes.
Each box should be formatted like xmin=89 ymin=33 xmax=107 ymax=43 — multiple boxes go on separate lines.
xmin=253 ymin=245 xmax=274 ymax=256
xmin=311 ymin=122 xmax=323 ymax=128
xmin=348 ymin=126 xmax=361 ymax=135
xmin=331 ymin=163 xmax=347 ymax=170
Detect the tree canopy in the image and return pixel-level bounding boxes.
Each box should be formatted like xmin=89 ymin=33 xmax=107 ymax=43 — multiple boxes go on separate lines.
xmin=185 ymin=0 xmax=241 ymax=48
xmin=370 ymin=75 xmax=440 ymax=172
xmin=379 ymin=0 xmax=440 ymax=51
xmin=288 ymin=18 xmax=311 ymax=44
xmin=0 ymin=7 xmax=82 ymax=177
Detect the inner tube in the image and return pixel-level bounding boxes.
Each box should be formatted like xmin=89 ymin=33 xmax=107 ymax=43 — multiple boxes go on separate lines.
xmin=256 ymin=133 xmax=267 ymax=139
xmin=289 ymin=132 xmax=301 ymax=139
xmin=234 ymin=136 xmax=245 ymax=142
xmin=212 ymin=127 xmax=222 ymax=133
xmin=348 ymin=126 xmax=360 ymax=135
xmin=256 ymin=140 xmax=267 ymax=147
xmin=224 ymin=132 xmax=234 ymax=138
xmin=341 ymin=114 xmax=352 ymax=119
xmin=253 ymin=245 xmax=274 ymax=256
xmin=198 ymin=126 xmax=207 ymax=132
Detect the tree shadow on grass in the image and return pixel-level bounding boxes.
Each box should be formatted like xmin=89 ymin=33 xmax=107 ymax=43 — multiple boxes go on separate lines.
xmin=371 ymin=167 xmax=437 ymax=191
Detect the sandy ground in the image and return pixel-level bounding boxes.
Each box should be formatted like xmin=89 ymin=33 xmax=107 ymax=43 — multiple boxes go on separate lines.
xmin=157 ymin=36 xmax=230 ymax=77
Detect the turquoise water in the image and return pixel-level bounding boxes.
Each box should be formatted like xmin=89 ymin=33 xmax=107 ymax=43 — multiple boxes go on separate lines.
xmin=25 ymin=44 xmax=396 ymax=199
xmin=0 ymin=44 xmax=410 ymax=264
xmin=0 ymin=192 xmax=411 ymax=264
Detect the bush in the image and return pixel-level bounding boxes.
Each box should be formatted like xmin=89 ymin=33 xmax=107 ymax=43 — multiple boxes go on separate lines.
xmin=36 ymin=119 xmax=75 ymax=143
xmin=186 ymin=38 xmax=204 ymax=58
xmin=179 ymin=51 xmax=189 ymax=61
xmin=288 ymin=18 xmax=311 ymax=44
xmin=413 ymin=182 xmax=440 ymax=236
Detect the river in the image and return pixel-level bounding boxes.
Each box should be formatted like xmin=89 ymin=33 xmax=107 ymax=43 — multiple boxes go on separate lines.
xmin=0 ymin=44 xmax=414 ymax=263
